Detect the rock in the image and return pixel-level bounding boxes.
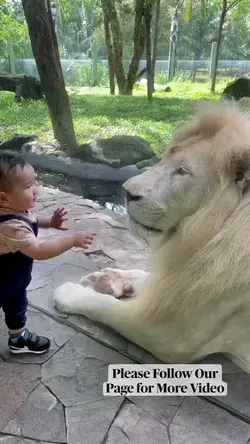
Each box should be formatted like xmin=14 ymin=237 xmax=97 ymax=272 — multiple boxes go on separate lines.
xmin=0 ymin=134 xmax=37 ymax=151
xmin=22 ymin=152 xmax=140 ymax=183
xmin=221 ymin=76 xmax=250 ymax=101
xmin=0 ymin=135 xmax=143 ymax=185
xmin=70 ymin=135 xmax=155 ymax=168
xmin=138 ymin=78 xmax=172 ymax=93
xmin=136 ymin=154 xmax=162 ymax=169
xmin=0 ymin=74 xmax=43 ymax=102
xmin=22 ymin=140 xmax=65 ymax=157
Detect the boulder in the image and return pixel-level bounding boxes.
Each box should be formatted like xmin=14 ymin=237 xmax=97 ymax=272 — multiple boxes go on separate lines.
xmin=69 ymin=135 xmax=155 ymax=168
xmin=22 ymin=139 xmax=65 ymax=157
xmin=1 ymin=134 xmax=154 ymax=168
xmin=136 ymin=154 xmax=162 ymax=169
xmin=0 ymin=134 xmax=38 ymax=151
xmin=0 ymin=134 xmax=140 ymax=183
xmin=221 ymin=77 xmax=250 ymax=101
xmin=0 ymin=74 xmax=43 ymax=102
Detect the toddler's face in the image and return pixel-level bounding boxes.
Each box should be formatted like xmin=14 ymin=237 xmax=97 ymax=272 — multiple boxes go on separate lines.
xmin=5 ymin=164 xmax=38 ymax=212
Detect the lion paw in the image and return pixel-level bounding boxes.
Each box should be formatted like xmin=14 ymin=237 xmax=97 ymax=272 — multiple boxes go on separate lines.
xmin=79 ymin=268 xmax=148 ymax=299
xmin=53 ymin=282 xmax=83 ymax=313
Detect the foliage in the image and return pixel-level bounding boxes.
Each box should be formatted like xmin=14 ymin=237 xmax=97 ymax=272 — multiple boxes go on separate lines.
xmin=180 ymin=0 xmax=250 ymax=60
xmin=0 ymin=79 xmax=229 ymax=153
xmin=180 ymin=0 xmax=218 ymax=59
xmin=0 ymin=0 xmax=29 ymax=58
xmin=57 ymin=0 xmax=102 ymax=57
xmin=63 ymin=61 xmax=109 ymax=86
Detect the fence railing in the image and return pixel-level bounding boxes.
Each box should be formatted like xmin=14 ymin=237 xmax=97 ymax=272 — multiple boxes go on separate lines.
xmin=0 ymin=58 xmax=249 ymax=84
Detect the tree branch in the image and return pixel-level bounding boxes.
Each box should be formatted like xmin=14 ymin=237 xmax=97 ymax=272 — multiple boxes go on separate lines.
xmin=226 ymin=0 xmax=243 ymax=12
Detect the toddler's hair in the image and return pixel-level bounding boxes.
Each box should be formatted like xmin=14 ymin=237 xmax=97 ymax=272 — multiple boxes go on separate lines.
xmin=0 ymin=152 xmax=27 ymax=191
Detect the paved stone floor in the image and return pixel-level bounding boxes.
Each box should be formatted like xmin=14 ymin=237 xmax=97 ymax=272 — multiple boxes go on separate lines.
xmin=1 ymin=186 xmax=250 ymax=444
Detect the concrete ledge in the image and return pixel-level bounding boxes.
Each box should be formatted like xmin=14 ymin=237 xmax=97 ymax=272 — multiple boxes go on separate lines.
xmin=20 ymin=151 xmax=140 ymax=182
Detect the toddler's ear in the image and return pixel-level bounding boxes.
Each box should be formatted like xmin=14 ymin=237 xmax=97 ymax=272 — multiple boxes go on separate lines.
xmin=0 ymin=191 xmax=10 ymax=207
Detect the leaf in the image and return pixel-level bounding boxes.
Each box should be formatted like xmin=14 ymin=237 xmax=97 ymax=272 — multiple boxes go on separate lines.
xmin=184 ymin=0 xmax=193 ymax=21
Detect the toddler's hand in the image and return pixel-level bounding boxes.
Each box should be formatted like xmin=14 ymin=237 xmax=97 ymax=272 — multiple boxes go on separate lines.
xmin=73 ymin=232 xmax=95 ymax=249
xmin=50 ymin=207 xmax=68 ymax=230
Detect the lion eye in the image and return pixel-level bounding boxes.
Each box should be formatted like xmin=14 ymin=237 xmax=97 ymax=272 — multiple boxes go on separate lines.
xmin=175 ymin=166 xmax=190 ymax=175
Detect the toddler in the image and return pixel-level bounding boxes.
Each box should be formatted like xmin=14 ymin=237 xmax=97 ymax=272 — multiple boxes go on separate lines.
xmin=0 ymin=152 xmax=94 ymax=354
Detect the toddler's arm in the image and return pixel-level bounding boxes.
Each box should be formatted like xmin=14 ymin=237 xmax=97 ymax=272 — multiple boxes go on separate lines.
xmin=36 ymin=214 xmax=51 ymax=228
xmin=21 ymin=232 xmax=94 ymax=260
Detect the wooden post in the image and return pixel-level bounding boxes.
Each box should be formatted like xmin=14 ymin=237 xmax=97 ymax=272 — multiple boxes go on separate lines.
xmin=91 ymin=36 xmax=98 ymax=86
xmin=209 ymin=42 xmax=217 ymax=79
xmin=168 ymin=10 xmax=178 ymax=82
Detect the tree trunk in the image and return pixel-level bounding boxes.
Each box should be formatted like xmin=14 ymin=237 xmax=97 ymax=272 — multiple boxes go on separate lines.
xmin=190 ymin=47 xmax=202 ymax=82
xmin=211 ymin=0 xmax=227 ymax=93
xmin=151 ymin=0 xmax=161 ymax=92
xmin=125 ymin=0 xmax=146 ymax=95
xmin=145 ymin=0 xmax=153 ymax=100
xmin=102 ymin=5 xmax=115 ymax=95
xmin=22 ymin=0 xmax=77 ymax=150
xmin=101 ymin=0 xmax=146 ymax=95
xmin=101 ymin=0 xmax=126 ymax=94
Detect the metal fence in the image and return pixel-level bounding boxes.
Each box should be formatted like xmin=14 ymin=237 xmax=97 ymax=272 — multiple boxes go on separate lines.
xmin=1 ymin=58 xmax=249 ymax=82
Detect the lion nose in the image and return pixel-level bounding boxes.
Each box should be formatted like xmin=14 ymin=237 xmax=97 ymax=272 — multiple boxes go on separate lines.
xmin=124 ymin=190 xmax=142 ymax=203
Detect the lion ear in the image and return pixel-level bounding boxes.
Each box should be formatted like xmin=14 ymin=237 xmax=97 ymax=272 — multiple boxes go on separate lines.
xmin=231 ymin=153 xmax=250 ymax=193
xmin=217 ymin=148 xmax=250 ymax=193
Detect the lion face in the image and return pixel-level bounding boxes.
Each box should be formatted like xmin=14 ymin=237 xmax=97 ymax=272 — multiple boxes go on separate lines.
xmin=123 ymin=105 xmax=250 ymax=243
xmin=123 ymin=146 xmax=218 ymax=241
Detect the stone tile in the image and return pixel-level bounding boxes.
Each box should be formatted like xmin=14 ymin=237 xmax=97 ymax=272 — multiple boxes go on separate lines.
xmin=208 ymin=372 xmax=250 ymax=423
xmin=200 ymin=353 xmax=243 ymax=374
xmin=31 ymin=262 xmax=57 ymax=280
xmin=0 ymin=309 xmax=76 ymax=364
xmin=105 ymin=402 xmax=169 ymax=444
xmin=73 ymin=198 xmax=102 ymax=210
xmin=83 ymin=212 xmax=127 ymax=229
xmin=86 ymin=251 xmax=116 ymax=268
xmin=169 ymin=424 xmax=224 ymax=444
xmin=66 ymin=398 xmax=123 ymax=444
xmin=32 ymin=248 xmax=97 ymax=269
xmin=101 ymin=247 xmax=148 ymax=270
xmin=171 ymin=397 xmax=250 ymax=444
xmin=42 ymin=332 xmax=132 ymax=407
xmin=126 ymin=343 xmax=162 ymax=364
xmin=127 ymin=396 xmax=181 ymax=424
xmin=2 ymin=383 xmax=66 ymax=443
xmin=50 ymin=264 xmax=95 ymax=287
xmin=60 ymin=250 xmax=99 ymax=271
xmin=67 ymin=314 xmax=129 ymax=352
xmin=27 ymin=284 xmax=69 ymax=319
xmin=0 ymin=437 xmax=53 ymax=444
xmin=0 ymin=362 xmax=40 ymax=430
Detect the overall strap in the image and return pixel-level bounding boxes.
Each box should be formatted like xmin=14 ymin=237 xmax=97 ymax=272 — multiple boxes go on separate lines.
xmin=0 ymin=214 xmax=35 ymax=231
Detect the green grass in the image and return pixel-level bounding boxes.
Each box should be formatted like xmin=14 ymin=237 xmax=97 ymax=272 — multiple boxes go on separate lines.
xmin=0 ymin=79 xmax=230 ymax=155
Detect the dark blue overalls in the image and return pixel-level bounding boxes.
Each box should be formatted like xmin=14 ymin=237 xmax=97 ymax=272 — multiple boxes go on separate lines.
xmin=0 ymin=214 xmax=38 ymax=330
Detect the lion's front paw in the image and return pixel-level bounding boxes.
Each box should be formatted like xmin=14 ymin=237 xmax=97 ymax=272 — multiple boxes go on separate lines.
xmin=79 ymin=268 xmax=148 ymax=298
xmin=53 ymin=282 xmax=86 ymax=314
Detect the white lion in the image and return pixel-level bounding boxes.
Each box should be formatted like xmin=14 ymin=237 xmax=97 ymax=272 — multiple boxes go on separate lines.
xmin=54 ymin=104 xmax=250 ymax=372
